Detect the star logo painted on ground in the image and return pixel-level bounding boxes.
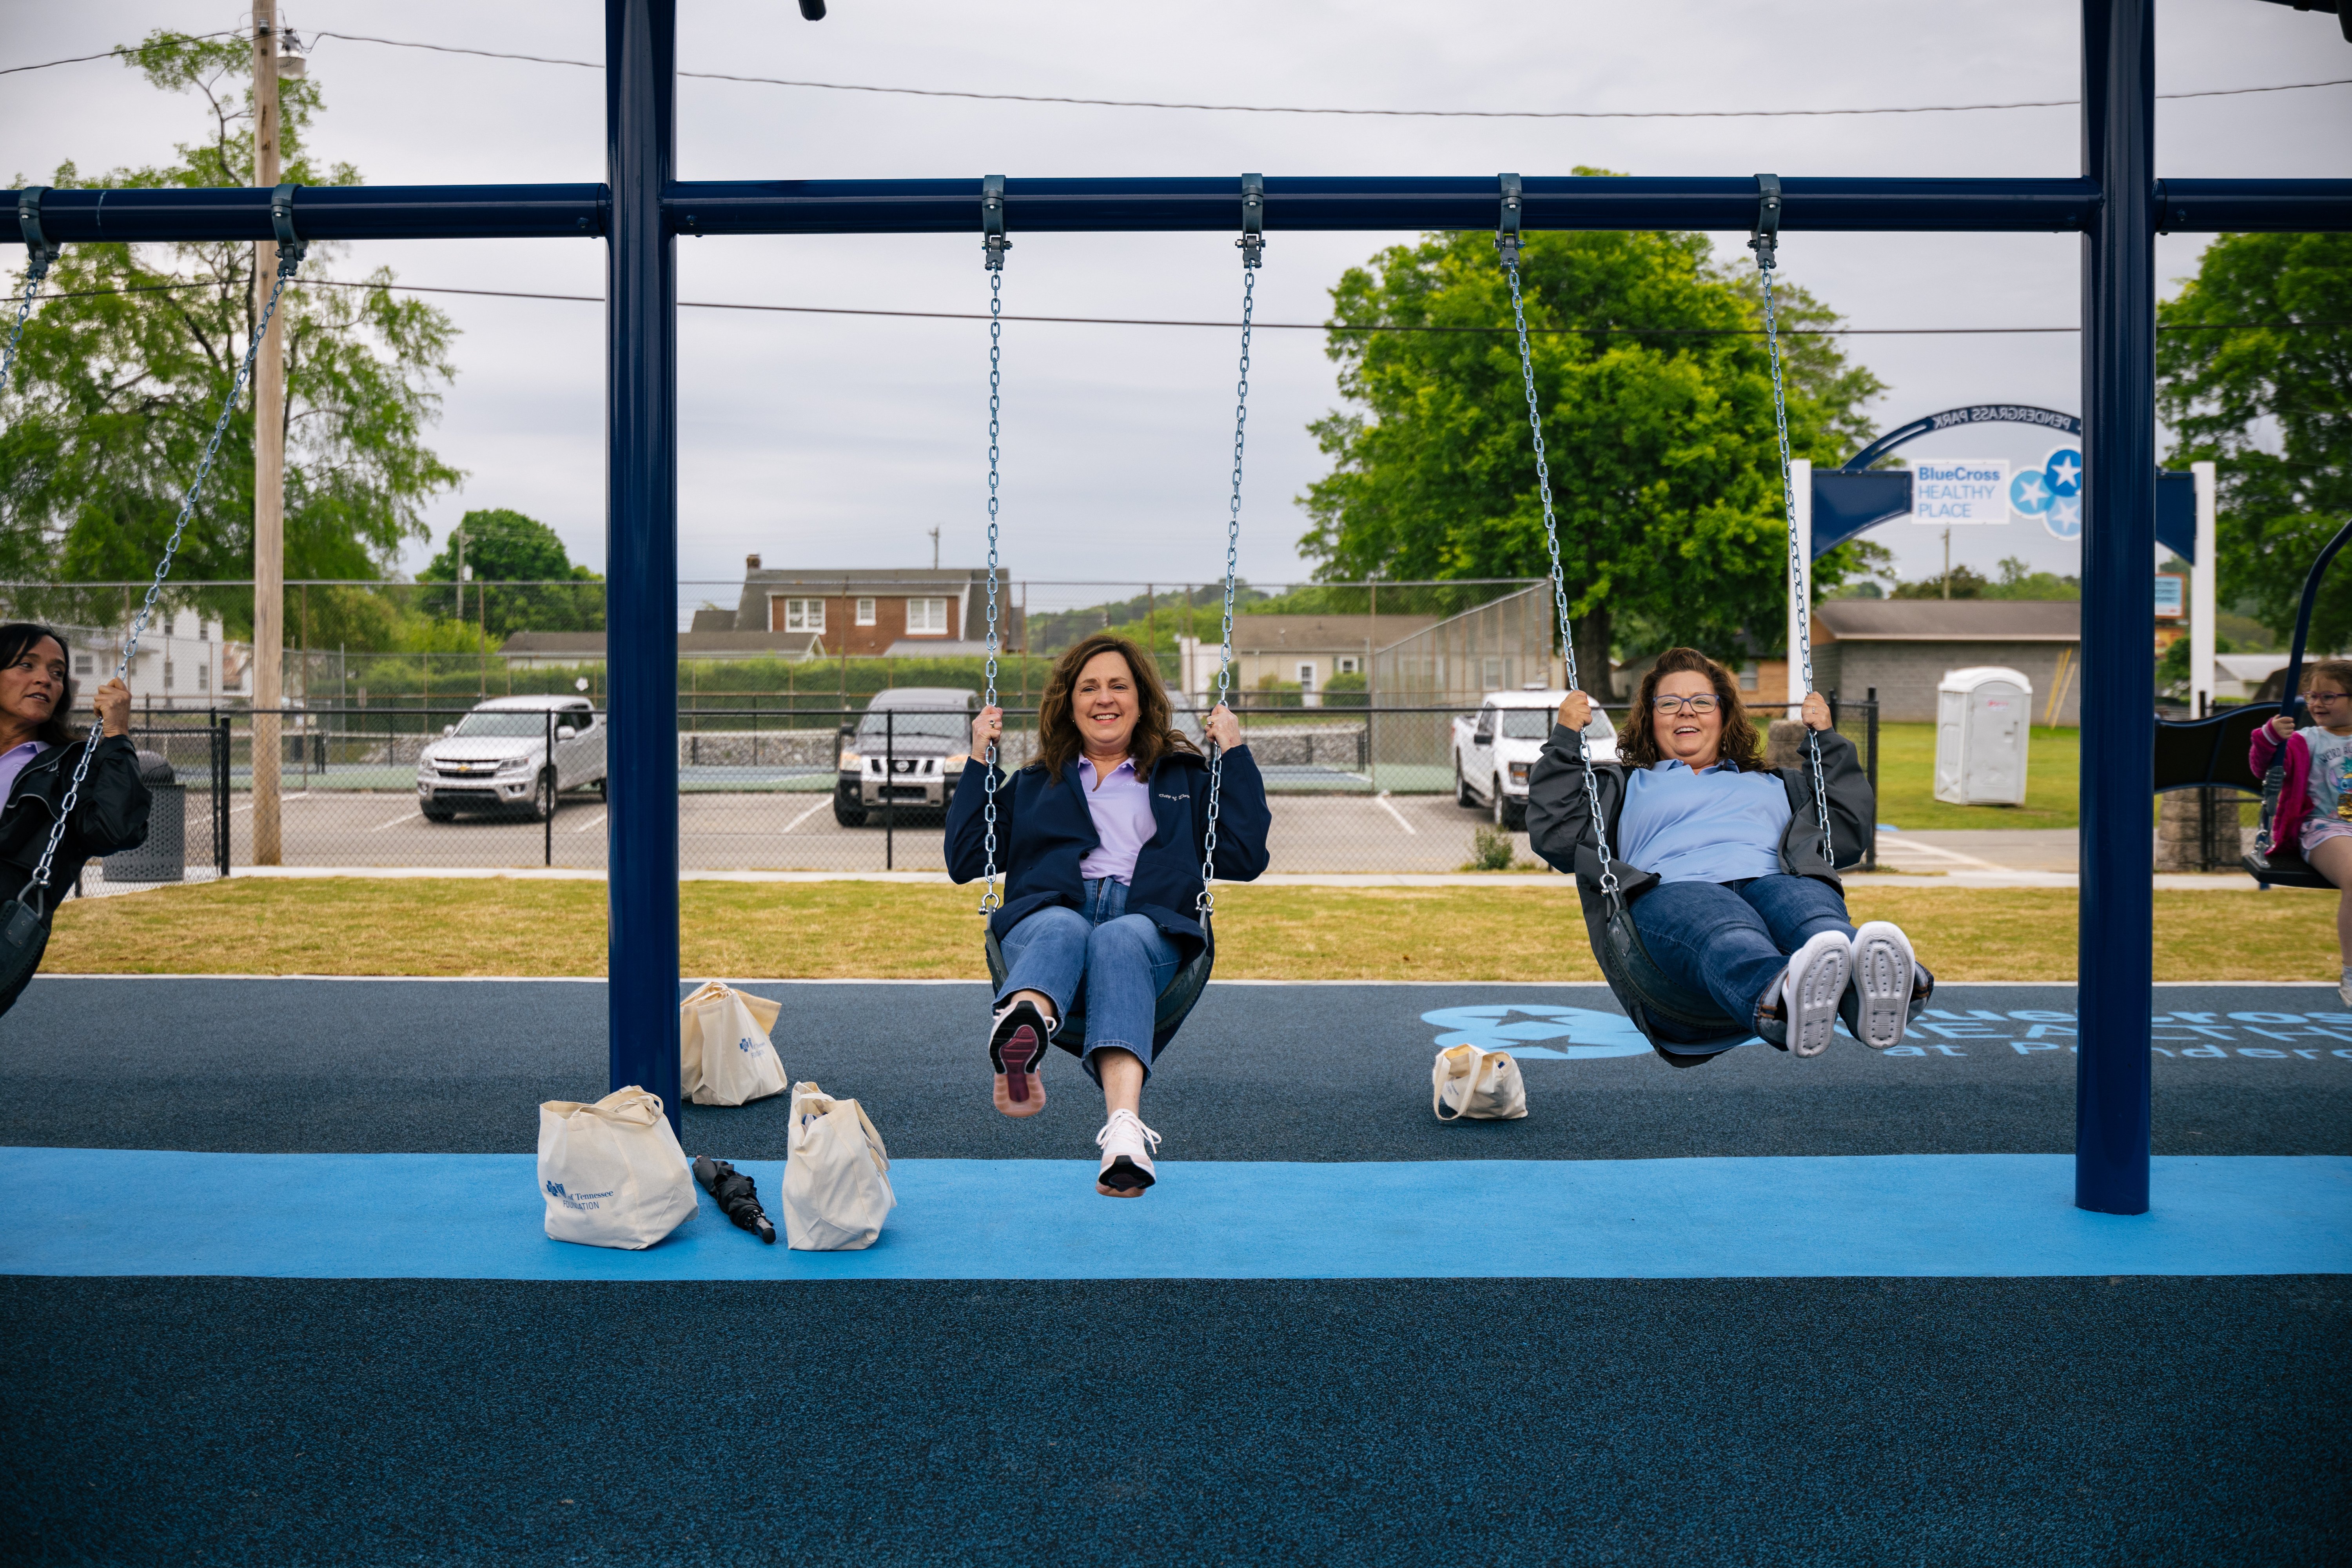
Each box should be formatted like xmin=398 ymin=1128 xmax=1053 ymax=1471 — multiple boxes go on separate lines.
xmin=1422 ymin=1004 xmax=1656 ymax=1060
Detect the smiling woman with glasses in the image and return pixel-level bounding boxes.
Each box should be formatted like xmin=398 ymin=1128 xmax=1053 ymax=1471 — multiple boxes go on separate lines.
xmin=1525 ymin=646 xmax=1924 ymax=1061
xmin=2251 ymin=658 xmax=2352 ymax=1003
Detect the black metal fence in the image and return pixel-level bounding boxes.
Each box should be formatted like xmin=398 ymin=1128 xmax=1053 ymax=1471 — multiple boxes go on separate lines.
xmin=82 ymin=699 xmax=1882 ymax=881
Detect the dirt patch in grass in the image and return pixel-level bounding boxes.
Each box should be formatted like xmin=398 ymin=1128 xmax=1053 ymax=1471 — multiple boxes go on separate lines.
xmin=42 ymin=876 xmax=2341 ymax=984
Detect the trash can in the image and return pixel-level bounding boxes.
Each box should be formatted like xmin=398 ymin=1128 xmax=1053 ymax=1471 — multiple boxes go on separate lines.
xmin=1933 ymin=666 xmax=2033 ymax=806
xmin=100 ymin=750 xmax=185 ymax=884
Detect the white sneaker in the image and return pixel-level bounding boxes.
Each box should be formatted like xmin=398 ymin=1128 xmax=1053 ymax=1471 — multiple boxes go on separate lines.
xmin=2339 ymin=968 xmax=2350 ymax=1009
xmin=1094 ymin=1109 xmax=1162 ymax=1197
xmin=1781 ymin=931 xmax=1852 ymax=1059
xmin=1847 ymin=922 xmax=1918 ymax=1049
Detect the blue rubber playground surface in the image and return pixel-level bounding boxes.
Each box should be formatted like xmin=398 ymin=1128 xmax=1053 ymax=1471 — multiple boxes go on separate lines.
xmin=2 ymin=976 xmax=2346 ymax=1564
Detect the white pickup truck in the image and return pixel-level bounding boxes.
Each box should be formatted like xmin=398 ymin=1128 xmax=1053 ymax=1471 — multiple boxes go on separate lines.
xmin=1452 ymin=688 xmax=1618 ymax=830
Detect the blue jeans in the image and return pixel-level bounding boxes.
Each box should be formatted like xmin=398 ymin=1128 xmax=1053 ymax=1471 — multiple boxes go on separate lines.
xmin=1628 ymin=874 xmax=1855 ymax=1048
xmin=996 ymin=878 xmax=1181 ymax=1081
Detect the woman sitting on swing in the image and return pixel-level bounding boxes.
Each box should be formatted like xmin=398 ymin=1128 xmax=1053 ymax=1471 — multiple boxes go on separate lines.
xmin=1528 ymin=646 xmax=1920 ymax=1059
xmin=0 ymin=622 xmax=149 ymax=1012
xmin=945 ymin=632 xmax=1270 ymax=1196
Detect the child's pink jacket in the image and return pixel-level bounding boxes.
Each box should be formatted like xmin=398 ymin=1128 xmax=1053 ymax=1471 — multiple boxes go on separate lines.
xmin=2249 ymin=722 xmax=2313 ymax=852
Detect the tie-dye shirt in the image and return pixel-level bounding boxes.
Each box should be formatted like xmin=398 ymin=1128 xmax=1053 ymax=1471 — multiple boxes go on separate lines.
xmin=2305 ymin=727 xmax=2352 ymax=826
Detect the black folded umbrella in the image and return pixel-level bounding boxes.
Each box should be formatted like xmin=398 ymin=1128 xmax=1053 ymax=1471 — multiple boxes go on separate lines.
xmin=692 ymin=1155 xmax=775 ymax=1244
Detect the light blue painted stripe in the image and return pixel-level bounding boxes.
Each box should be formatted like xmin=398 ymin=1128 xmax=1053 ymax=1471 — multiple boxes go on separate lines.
xmin=2 ymin=1149 xmax=2345 ymax=1281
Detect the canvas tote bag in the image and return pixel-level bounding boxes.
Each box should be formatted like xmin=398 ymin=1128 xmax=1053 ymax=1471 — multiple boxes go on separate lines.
xmin=680 ymin=981 xmax=788 ymax=1106
xmin=781 ymin=1081 xmax=897 ymax=1251
xmin=1432 ymin=1043 xmax=1528 ymax=1122
xmin=537 ymin=1086 xmax=701 ymax=1249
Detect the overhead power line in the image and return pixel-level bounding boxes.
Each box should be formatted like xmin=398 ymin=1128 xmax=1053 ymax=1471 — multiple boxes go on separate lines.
xmin=7 ymin=30 xmax=2345 ymax=117
xmin=25 ymin=277 xmax=2342 ymax=338
xmin=0 ymin=33 xmax=243 ymax=76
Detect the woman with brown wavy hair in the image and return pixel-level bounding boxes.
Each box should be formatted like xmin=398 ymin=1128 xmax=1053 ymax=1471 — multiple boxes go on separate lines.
xmin=1527 ymin=646 xmax=1922 ymax=1061
xmin=944 ymin=633 xmax=1270 ymax=1197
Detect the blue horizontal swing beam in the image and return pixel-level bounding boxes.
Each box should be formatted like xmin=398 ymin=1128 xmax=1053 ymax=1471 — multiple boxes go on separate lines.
xmin=14 ymin=176 xmax=2352 ymax=247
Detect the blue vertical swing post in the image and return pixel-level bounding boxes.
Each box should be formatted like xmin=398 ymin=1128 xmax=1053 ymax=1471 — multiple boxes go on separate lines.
xmin=605 ymin=0 xmax=683 ymax=1134
xmin=2076 ymin=0 xmax=2156 ymax=1215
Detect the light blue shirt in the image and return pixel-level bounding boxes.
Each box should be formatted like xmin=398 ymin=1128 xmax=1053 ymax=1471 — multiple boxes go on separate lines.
xmin=1617 ymin=758 xmax=1789 ymax=885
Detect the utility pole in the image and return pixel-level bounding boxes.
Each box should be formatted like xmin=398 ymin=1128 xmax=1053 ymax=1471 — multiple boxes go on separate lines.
xmin=250 ymin=0 xmax=287 ymax=863
xmin=1941 ymin=528 xmax=1952 ymax=600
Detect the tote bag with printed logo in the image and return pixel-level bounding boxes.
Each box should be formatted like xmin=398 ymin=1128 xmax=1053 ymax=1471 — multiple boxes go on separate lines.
xmin=680 ymin=981 xmax=788 ymax=1107
xmin=537 ymin=1086 xmax=701 ymax=1249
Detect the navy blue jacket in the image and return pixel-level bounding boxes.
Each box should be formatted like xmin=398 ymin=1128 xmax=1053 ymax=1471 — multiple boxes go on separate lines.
xmin=944 ymin=746 xmax=1271 ymax=957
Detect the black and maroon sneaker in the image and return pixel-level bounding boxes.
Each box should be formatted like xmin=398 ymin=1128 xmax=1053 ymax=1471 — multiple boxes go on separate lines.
xmin=989 ymin=998 xmax=1053 ymax=1118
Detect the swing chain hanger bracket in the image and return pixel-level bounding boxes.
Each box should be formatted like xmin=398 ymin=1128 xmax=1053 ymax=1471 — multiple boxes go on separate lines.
xmin=980 ymin=174 xmax=1009 ymax=271
xmin=16 ymin=187 xmax=62 ymax=280
xmin=1748 ymin=172 xmax=1782 ymax=271
xmin=1237 ymin=172 xmax=1265 ymax=268
xmin=271 ymin=183 xmax=309 ymax=277
xmin=1495 ymin=172 xmax=1524 ymax=270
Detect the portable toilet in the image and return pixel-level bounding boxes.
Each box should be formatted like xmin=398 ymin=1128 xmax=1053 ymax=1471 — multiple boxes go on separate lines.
xmin=1934 ymin=666 xmax=2033 ymax=805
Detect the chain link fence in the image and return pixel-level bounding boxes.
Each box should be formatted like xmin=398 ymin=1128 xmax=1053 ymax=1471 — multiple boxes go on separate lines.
xmin=77 ymin=697 xmax=1880 ymax=882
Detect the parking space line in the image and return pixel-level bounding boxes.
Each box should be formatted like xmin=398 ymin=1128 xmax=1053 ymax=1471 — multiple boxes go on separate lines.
xmin=1376 ymin=791 xmax=1416 ymax=835
xmin=369 ymin=811 xmax=421 ymax=833
xmin=229 ymin=791 xmax=310 ymax=817
xmin=781 ymin=798 xmax=831 ymax=833
xmin=573 ymin=811 xmax=607 ymax=834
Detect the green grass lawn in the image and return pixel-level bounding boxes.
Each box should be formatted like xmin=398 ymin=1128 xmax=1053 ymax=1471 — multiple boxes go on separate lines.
xmin=1869 ymin=722 xmax=2082 ymax=831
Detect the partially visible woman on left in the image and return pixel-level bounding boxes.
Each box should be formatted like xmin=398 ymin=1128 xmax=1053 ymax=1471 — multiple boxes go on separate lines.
xmin=0 ymin=623 xmax=150 ymax=1009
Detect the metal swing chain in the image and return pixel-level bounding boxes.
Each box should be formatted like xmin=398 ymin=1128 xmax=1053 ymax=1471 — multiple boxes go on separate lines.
xmin=1 ymin=268 xmax=47 ymax=404
xmin=4 ymin=189 xmax=62 ymax=405
xmin=1755 ymin=256 xmax=1837 ymax=862
xmin=1196 ymin=252 xmax=1258 ymax=921
xmin=1503 ymin=249 xmax=1619 ymax=898
xmin=976 ymin=248 xmax=1007 ymax=915
xmin=23 ymin=264 xmax=299 ymax=907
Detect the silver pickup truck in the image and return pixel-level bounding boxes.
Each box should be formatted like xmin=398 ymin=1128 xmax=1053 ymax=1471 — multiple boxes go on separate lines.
xmin=833 ymin=687 xmax=980 ymax=827
xmin=417 ymin=695 xmax=607 ymax=822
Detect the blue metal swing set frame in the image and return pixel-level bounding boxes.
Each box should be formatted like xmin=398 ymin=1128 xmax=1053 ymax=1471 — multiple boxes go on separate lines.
xmin=11 ymin=0 xmax=2348 ymax=1216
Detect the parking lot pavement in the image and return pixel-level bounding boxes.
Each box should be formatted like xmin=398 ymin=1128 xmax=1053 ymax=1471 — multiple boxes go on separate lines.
xmin=1877 ymin=828 xmax=2080 ymax=873
xmin=186 ymin=789 xmax=1536 ymax=874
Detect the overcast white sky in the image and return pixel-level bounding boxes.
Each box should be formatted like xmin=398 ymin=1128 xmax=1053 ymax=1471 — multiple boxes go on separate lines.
xmin=6 ymin=1 xmax=2347 ymax=619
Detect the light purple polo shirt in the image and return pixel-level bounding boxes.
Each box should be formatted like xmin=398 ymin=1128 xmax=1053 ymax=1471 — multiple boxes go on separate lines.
xmin=0 ymin=740 xmax=49 ymax=809
xmin=1077 ymin=755 xmax=1156 ymax=884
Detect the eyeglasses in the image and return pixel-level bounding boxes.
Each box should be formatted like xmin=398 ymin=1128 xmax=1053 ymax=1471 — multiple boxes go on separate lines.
xmin=2308 ymin=690 xmax=2350 ymax=704
xmin=1650 ymin=694 xmax=1721 ymax=716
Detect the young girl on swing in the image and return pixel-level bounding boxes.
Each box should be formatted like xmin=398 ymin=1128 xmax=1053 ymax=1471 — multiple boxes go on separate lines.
xmin=2249 ymin=658 xmax=2352 ymax=1003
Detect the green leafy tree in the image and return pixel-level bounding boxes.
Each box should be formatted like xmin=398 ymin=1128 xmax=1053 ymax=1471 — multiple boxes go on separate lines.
xmin=2159 ymin=232 xmax=2351 ymax=647
xmin=1299 ymin=198 xmax=1885 ymax=695
xmin=417 ymin=508 xmax=604 ymax=637
xmin=0 ymin=32 xmax=461 ymax=645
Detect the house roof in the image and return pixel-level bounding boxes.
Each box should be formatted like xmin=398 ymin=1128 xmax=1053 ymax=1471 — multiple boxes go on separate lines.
xmin=733 ymin=568 xmax=1005 ymax=634
xmin=1813 ymin=599 xmax=2081 ymax=642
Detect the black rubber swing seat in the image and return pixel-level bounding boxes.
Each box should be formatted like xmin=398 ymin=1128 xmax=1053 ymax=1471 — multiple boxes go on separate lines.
xmin=1573 ymin=879 xmax=1935 ymax=1060
xmin=983 ymin=924 xmax=1216 ymax=1056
